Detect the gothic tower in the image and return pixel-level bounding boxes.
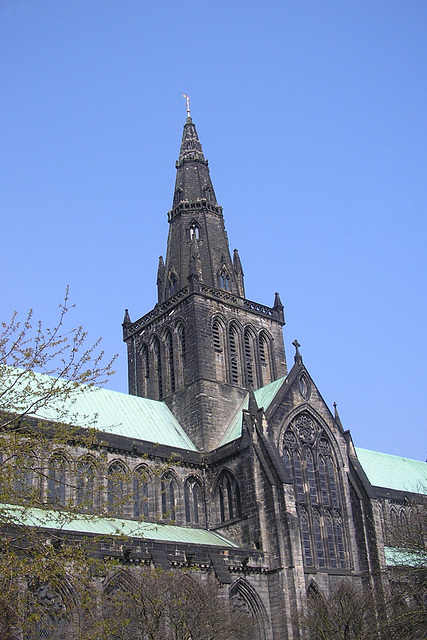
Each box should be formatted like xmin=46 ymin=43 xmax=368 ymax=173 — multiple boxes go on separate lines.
xmin=123 ymin=113 xmax=287 ymax=451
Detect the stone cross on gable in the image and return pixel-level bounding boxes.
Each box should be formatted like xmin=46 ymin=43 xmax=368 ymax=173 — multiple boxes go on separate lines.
xmin=292 ymin=339 xmax=303 ymax=365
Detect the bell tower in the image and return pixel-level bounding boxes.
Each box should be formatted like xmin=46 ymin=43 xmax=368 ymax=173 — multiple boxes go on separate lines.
xmin=123 ymin=107 xmax=287 ymax=451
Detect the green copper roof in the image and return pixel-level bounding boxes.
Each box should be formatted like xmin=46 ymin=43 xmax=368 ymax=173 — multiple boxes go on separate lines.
xmin=219 ymin=376 xmax=287 ymax=446
xmin=255 ymin=376 xmax=287 ymax=410
xmin=3 ymin=368 xmax=197 ymax=451
xmin=384 ymin=546 xmax=427 ymax=567
xmin=0 ymin=504 xmax=238 ymax=548
xmin=356 ymin=448 xmax=427 ymax=493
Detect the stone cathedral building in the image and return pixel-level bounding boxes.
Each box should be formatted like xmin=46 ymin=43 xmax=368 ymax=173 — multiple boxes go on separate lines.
xmin=7 ymin=112 xmax=426 ymax=639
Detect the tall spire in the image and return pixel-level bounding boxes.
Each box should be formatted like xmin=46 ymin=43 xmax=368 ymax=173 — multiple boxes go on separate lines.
xmin=159 ymin=110 xmax=244 ymax=302
xmin=172 ymin=117 xmax=217 ymax=208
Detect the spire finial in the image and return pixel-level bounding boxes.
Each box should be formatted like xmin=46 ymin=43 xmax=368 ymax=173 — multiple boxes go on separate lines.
xmin=292 ymin=339 xmax=303 ymax=365
xmin=183 ymin=94 xmax=191 ymax=119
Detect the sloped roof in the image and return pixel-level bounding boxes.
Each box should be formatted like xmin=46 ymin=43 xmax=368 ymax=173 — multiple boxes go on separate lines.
xmin=0 ymin=503 xmax=238 ymax=547
xmin=2 ymin=369 xmax=197 ymax=451
xmin=356 ymin=448 xmax=427 ymax=493
xmin=219 ymin=376 xmax=287 ymax=446
xmin=384 ymin=546 xmax=427 ymax=567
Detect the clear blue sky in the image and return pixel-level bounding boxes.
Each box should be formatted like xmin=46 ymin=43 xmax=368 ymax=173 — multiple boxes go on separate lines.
xmin=1 ymin=1 xmax=426 ymax=460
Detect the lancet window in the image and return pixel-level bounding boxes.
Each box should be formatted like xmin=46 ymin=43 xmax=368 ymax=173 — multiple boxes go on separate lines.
xmin=184 ymin=477 xmax=203 ymax=524
xmin=47 ymin=454 xmax=68 ymax=508
xmin=13 ymin=453 xmax=36 ymax=503
xmin=217 ymin=470 xmax=241 ymax=522
xmin=229 ymin=324 xmax=242 ymax=386
xmin=282 ymin=413 xmax=349 ymax=570
xmin=189 ymin=222 xmax=200 ymax=240
xmin=107 ymin=461 xmax=127 ymax=516
xmin=139 ymin=343 xmax=149 ymax=396
xmin=218 ymin=267 xmax=230 ymax=291
xmin=167 ymin=271 xmax=178 ymax=298
xmin=153 ymin=337 xmax=163 ymax=400
xmin=164 ymin=330 xmax=175 ymax=394
xmin=161 ymin=474 xmax=177 ymax=521
xmin=76 ymin=458 xmax=95 ymax=512
xmin=176 ymin=322 xmax=186 ymax=387
xmin=244 ymin=327 xmax=257 ymax=387
xmin=212 ymin=318 xmax=226 ymax=382
xmin=133 ymin=466 xmax=149 ymax=518
xmin=259 ymin=332 xmax=273 ymax=386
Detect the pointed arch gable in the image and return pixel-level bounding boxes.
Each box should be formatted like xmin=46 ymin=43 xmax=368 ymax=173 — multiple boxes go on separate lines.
xmin=103 ymin=570 xmax=137 ymax=596
xmin=230 ymin=578 xmax=267 ymax=640
xmin=277 ymin=404 xmax=347 ymax=468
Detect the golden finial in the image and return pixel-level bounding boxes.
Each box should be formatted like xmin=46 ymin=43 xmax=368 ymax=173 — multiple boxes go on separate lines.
xmin=183 ymin=94 xmax=191 ymax=118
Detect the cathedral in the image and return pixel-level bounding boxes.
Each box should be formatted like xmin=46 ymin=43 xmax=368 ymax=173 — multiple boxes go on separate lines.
xmin=6 ymin=110 xmax=427 ymax=639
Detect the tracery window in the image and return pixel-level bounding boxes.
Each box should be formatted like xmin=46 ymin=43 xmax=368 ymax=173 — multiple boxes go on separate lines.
xmin=217 ymin=470 xmax=241 ymax=522
xmin=218 ymin=267 xmax=230 ymax=291
xmin=184 ymin=477 xmax=203 ymax=524
xmin=26 ymin=584 xmax=69 ymax=640
xmin=282 ymin=413 xmax=349 ymax=570
xmin=76 ymin=458 xmax=95 ymax=512
xmin=161 ymin=474 xmax=177 ymax=521
xmin=107 ymin=461 xmax=127 ymax=516
xmin=133 ymin=466 xmax=149 ymax=518
xmin=47 ymin=454 xmax=68 ymax=508
xmin=13 ymin=453 xmax=36 ymax=504
xmin=189 ymin=222 xmax=200 ymax=240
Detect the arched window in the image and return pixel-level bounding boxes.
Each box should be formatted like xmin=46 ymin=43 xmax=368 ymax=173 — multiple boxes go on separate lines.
xmin=217 ymin=471 xmax=241 ymax=522
xmin=47 ymin=455 xmax=67 ymax=507
xmin=244 ymin=327 xmax=257 ymax=388
xmin=212 ymin=318 xmax=226 ymax=383
xmin=76 ymin=458 xmax=95 ymax=512
xmin=218 ymin=267 xmax=230 ymax=291
xmin=282 ymin=414 xmax=349 ymax=570
xmin=27 ymin=583 xmax=69 ymax=640
xmin=229 ymin=324 xmax=242 ymax=386
xmin=167 ymin=271 xmax=178 ymax=298
xmin=13 ymin=453 xmax=36 ymax=504
xmin=140 ymin=343 xmax=149 ymax=396
xmin=184 ymin=477 xmax=203 ymax=524
xmin=258 ymin=332 xmax=273 ymax=385
xmin=189 ymin=222 xmax=200 ymax=240
xmin=153 ymin=337 xmax=163 ymax=400
xmin=161 ymin=474 xmax=177 ymax=522
xmin=107 ymin=461 xmax=127 ymax=516
xmin=176 ymin=322 xmax=186 ymax=388
xmin=164 ymin=331 xmax=175 ymax=394
xmin=133 ymin=466 xmax=149 ymax=518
